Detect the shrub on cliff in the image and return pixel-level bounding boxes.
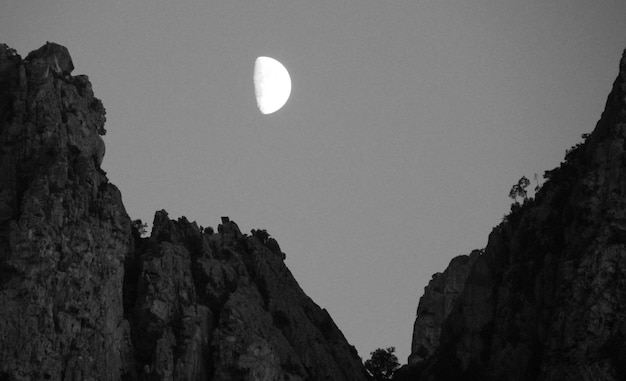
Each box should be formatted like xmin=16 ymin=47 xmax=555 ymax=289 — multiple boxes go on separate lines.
xmin=508 ymin=176 xmax=530 ymax=204
xmin=251 ymin=228 xmax=270 ymax=243
xmin=132 ymin=219 xmax=148 ymax=237
xmin=251 ymin=229 xmax=283 ymax=256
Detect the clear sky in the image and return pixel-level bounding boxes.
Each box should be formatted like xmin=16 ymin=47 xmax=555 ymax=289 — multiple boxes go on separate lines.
xmin=2 ymin=0 xmax=625 ymax=363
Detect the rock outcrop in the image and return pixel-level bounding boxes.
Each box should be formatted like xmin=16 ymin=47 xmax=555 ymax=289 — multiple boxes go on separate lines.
xmin=0 ymin=43 xmax=369 ymax=381
xmin=408 ymin=251 xmax=480 ymax=365
xmin=0 ymin=42 xmax=129 ymax=381
xmin=400 ymin=50 xmax=626 ymax=380
xmin=124 ymin=213 xmax=369 ymax=380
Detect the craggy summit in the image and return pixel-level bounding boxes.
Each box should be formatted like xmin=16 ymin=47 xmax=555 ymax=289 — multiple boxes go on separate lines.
xmin=0 ymin=43 xmax=368 ymax=381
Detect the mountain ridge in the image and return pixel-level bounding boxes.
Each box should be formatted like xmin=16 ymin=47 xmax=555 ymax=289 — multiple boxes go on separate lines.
xmin=399 ymin=49 xmax=626 ymax=381
xmin=0 ymin=42 xmax=369 ymax=381
xmin=3 ymin=40 xmax=626 ymax=381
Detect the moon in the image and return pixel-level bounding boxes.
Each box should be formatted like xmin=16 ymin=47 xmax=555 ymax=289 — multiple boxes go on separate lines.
xmin=254 ymin=56 xmax=291 ymax=114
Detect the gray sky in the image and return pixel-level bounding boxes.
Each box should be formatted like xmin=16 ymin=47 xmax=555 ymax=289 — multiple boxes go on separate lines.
xmin=2 ymin=0 xmax=625 ymax=363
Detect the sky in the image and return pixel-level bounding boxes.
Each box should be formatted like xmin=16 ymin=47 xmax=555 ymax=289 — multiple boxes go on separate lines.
xmin=2 ymin=0 xmax=626 ymax=363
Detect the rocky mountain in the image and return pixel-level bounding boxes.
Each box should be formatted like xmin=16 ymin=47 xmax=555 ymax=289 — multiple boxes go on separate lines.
xmin=0 ymin=42 xmax=369 ymax=381
xmin=407 ymin=251 xmax=480 ymax=365
xmin=399 ymin=50 xmax=626 ymax=380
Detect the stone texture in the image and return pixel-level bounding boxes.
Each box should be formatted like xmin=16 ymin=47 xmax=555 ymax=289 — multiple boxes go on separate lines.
xmin=0 ymin=42 xmax=368 ymax=381
xmin=25 ymin=42 xmax=75 ymax=77
xmin=408 ymin=251 xmax=479 ymax=364
xmin=124 ymin=211 xmax=369 ymax=381
xmin=399 ymin=50 xmax=626 ymax=381
xmin=0 ymin=42 xmax=131 ymax=380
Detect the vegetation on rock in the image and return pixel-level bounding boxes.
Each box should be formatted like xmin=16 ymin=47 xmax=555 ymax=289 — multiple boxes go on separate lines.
xmin=365 ymin=347 xmax=399 ymax=381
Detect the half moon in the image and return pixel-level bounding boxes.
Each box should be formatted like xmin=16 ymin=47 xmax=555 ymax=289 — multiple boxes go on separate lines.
xmin=254 ymin=56 xmax=291 ymax=114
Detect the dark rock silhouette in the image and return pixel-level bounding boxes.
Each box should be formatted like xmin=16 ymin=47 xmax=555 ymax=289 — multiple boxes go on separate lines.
xmin=125 ymin=211 xmax=368 ymax=380
xmin=0 ymin=41 xmax=126 ymax=381
xmin=400 ymin=50 xmax=626 ymax=381
xmin=0 ymin=43 xmax=369 ymax=381
xmin=408 ymin=251 xmax=480 ymax=365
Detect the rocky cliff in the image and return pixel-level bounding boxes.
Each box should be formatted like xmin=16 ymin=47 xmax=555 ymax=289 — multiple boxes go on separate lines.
xmin=407 ymin=251 xmax=480 ymax=365
xmin=0 ymin=43 xmax=369 ymax=381
xmin=400 ymin=50 xmax=626 ymax=380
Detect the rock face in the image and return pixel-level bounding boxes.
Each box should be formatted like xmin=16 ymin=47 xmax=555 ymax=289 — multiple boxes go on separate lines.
xmin=0 ymin=42 xmax=129 ymax=380
xmin=0 ymin=43 xmax=369 ymax=381
xmin=124 ymin=213 xmax=369 ymax=381
xmin=408 ymin=251 xmax=479 ymax=365
xmin=400 ymin=50 xmax=626 ymax=380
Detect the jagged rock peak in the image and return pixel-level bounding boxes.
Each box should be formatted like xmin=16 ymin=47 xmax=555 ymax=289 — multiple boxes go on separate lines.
xmin=0 ymin=42 xmax=369 ymax=381
xmin=25 ymin=41 xmax=74 ymax=76
xmin=125 ymin=210 xmax=369 ymax=380
xmin=0 ymin=42 xmax=129 ymax=380
xmin=399 ymin=49 xmax=626 ymax=381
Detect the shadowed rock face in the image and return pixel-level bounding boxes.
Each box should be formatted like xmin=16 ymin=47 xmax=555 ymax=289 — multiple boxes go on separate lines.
xmin=400 ymin=50 xmax=626 ymax=381
xmin=0 ymin=43 xmax=369 ymax=381
xmin=408 ymin=251 xmax=480 ymax=365
xmin=125 ymin=212 xmax=369 ymax=381
xmin=0 ymin=42 xmax=128 ymax=381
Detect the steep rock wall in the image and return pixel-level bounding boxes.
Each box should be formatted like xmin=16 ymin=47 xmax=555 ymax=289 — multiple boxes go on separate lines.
xmin=123 ymin=212 xmax=369 ymax=381
xmin=0 ymin=42 xmax=131 ymax=380
xmin=408 ymin=251 xmax=479 ymax=364
xmin=400 ymin=50 xmax=626 ymax=381
xmin=0 ymin=43 xmax=369 ymax=381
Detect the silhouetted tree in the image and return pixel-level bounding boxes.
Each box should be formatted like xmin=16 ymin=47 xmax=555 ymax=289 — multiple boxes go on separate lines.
xmin=365 ymin=347 xmax=399 ymax=381
xmin=251 ymin=229 xmax=270 ymax=244
xmin=1 ymin=44 xmax=18 ymax=57
xmin=251 ymin=229 xmax=284 ymax=257
xmin=132 ymin=219 xmax=148 ymax=237
xmin=509 ymin=176 xmax=530 ymax=203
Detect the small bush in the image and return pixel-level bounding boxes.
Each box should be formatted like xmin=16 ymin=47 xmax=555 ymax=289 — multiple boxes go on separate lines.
xmin=365 ymin=347 xmax=400 ymax=381
xmin=131 ymin=219 xmax=148 ymax=237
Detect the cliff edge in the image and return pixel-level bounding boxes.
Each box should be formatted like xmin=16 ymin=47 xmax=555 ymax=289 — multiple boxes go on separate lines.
xmin=401 ymin=50 xmax=626 ymax=380
xmin=0 ymin=43 xmax=369 ymax=381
